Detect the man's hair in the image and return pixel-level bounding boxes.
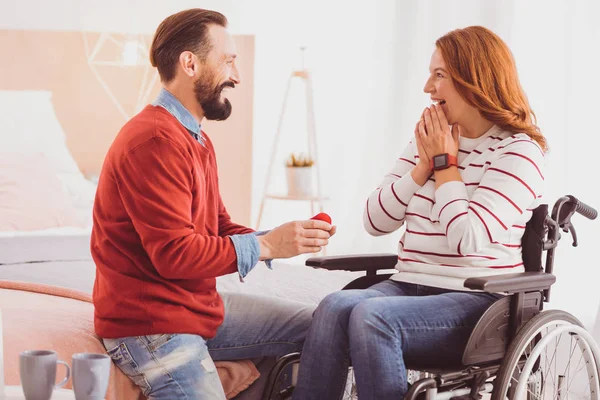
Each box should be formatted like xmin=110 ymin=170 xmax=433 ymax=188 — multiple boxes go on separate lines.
xmin=150 ymin=9 xmax=228 ymax=83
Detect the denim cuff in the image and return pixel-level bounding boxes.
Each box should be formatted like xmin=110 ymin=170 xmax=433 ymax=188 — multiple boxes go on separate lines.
xmin=230 ymin=231 xmax=272 ymax=283
xmin=230 ymin=233 xmax=260 ymax=282
xmin=255 ymin=230 xmax=272 ymax=269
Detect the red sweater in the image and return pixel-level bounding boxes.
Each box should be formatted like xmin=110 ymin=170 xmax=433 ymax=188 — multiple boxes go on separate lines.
xmin=91 ymin=105 xmax=253 ymax=339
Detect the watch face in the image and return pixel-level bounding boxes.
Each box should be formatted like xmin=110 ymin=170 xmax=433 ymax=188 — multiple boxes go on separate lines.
xmin=434 ymin=154 xmax=448 ymax=168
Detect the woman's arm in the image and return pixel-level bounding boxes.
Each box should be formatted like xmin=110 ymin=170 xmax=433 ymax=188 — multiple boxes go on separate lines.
xmin=436 ymin=139 xmax=545 ymax=254
xmin=363 ymin=140 xmax=427 ymax=236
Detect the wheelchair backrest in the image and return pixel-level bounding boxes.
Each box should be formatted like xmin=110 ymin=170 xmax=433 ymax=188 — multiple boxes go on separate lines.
xmin=521 ymin=204 xmax=548 ymax=272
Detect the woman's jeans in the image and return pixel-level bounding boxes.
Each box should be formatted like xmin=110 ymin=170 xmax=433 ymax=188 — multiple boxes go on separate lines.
xmin=293 ymin=280 xmax=502 ymax=400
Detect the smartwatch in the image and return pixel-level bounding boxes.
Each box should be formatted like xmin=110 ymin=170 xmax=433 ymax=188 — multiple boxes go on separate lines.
xmin=430 ymin=153 xmax=458 ymax=171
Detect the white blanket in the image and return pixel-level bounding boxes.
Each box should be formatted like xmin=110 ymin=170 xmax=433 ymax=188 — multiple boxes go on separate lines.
xmin=0 ymin=228 xmax=92 ymax=265
xmin=0 ymin=229 xmax=360 ymax=304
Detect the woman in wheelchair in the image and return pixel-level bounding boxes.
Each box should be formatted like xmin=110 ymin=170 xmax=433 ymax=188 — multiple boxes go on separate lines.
xmin=291 ymin=26 xmax=598 ymax=400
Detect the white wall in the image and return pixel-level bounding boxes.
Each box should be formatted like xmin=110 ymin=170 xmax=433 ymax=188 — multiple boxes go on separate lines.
xmin=0 ymin=0 xmax=242 ymax=34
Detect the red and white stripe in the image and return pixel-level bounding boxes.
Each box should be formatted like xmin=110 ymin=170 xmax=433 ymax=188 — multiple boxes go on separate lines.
xmin=363 ymin=127 xmax=545 ymax=291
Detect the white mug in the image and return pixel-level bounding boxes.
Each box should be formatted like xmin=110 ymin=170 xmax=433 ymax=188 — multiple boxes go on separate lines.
xmin=71 ymin=353 xmax=110 ymax=400
xmin=19 ymin=350 xmax=70 ymax=400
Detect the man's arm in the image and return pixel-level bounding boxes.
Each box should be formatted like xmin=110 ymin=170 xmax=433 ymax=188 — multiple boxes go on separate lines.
xmin=116 ymin=137 xmax=240 ymax=280
xmin=217 ymin=194 xmax=254 ymax=236
xmin=214 ymin=183 xmax=271 ymax=280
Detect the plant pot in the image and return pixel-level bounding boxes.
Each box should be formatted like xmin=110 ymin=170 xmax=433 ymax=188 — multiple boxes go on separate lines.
xmin=286 ymin=166 xmax=313 ymax=197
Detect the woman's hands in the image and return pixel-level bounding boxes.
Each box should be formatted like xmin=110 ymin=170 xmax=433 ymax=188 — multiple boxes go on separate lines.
xmin=418 ymin=104 xmax=460 ymax=160
xmin=411 ymin=119 xmax=432 ymax=186
xmin=411 ymin=104 xmax=460 ymax=186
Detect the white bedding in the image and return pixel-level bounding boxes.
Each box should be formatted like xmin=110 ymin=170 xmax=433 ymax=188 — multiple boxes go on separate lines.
xmin=0 ymin=91 xmax=97 ymax=231
xmin=0 ymin=228 xmax=92 ymax=265
xmin=0 ymin=226 xmax=92 ymax=238
xmin=217 ymin=261 xmax=363 ymax=305
xmin=0 ymin=232 xmax=360 ymax=304
xmin=0 ymin=259 xmax=96 ymax=292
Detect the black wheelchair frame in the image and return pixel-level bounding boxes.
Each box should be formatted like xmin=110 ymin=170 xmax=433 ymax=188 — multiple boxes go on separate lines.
xmin=261 ymin=195 xmax=598 ymax=400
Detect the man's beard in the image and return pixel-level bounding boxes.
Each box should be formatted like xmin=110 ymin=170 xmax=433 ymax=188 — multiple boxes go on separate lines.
xmin=194 ymin=76 xmax=234 ymax=121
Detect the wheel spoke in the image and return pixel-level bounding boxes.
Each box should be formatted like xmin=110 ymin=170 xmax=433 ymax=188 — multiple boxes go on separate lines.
xmin=563 ymin=335 xmax=576 ymax=380
xmin=543 ymin=328 xmax=558 ymax=394
xmin=560 ymin=335 xmax=577 ymax=400
xmin=569 ymin=349 xmax=585 ymax=386
xmin=566 ymin=346 xmax=585 ymax=392
xmin=544 ymin=331 xmax=563 ymax=395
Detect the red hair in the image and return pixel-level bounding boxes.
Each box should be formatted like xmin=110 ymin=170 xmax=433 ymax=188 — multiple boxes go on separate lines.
xmin=436 ymin=26 xmax=547 ymax=151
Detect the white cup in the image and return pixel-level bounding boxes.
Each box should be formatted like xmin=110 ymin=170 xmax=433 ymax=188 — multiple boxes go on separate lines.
xmin=19 ymin=350 xmax=70 ymax=400
xmin=71 ymin=353 xmax=110 ymax=400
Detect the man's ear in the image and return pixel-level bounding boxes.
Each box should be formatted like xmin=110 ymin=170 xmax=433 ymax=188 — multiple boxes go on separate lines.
xmin=179 ymin=51 xmax=198 ymax=78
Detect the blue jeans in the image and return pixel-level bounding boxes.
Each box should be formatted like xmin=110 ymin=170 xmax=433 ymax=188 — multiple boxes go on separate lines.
xmin=102 ymin=292 xmax=315 ymax=399
xmin=293 ymin=280 xmax=502 ymax=400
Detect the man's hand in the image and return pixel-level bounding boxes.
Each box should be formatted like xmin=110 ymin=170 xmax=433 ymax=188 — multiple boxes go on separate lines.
xmin=257 ymin=219 xmax=334 ymax=260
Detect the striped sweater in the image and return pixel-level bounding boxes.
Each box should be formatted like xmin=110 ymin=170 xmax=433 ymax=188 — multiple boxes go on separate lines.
xmin=363 ymin=125 xmax=545 ymax=291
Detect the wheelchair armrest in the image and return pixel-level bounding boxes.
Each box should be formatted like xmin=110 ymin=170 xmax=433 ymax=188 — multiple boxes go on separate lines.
xmin=464 ymin=272 xmax=556 ymax=293
xmin=305 ymin=253 xmax=398 ymax=273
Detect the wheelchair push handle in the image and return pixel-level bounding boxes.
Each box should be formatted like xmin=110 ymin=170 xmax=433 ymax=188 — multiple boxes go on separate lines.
xmin=569 ymin=195 xmax=598 ymax=220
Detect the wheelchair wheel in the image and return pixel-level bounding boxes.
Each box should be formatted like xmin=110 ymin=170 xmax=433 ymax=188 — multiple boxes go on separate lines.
xmin=264 ymin=359 xmax=358 ymax=400
xmin=492 ymin=310 xmax=600 ymax=399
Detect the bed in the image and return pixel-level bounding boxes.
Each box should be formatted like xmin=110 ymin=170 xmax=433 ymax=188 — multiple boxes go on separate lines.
xmin=0 ymin=226 xmax=360 ymax=302
xmin=0 ymin=238 xmax=359 ymax=399
xmin=0 ymin=90 xmax=360 ymax=398
xmin=0 ymin=228 xmax=360 ymax=399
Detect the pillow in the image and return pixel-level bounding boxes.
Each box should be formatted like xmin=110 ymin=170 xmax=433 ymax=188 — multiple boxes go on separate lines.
xmin=0 ymin=90 xmax=97 ymax=227
xmin=0 ymin=90 xmax=84 ymax=180
xmin=59 ymin=174 xmax=97 ymax=227
xmin=0 ymin=153 xmax=85 ymax=231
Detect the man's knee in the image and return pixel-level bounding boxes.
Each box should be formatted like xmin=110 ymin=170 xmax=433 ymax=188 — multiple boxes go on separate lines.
xmin=283 ymin=303 xmax=317 ymax=339
xmin=298 ymin=303 xmax=316 ymax=327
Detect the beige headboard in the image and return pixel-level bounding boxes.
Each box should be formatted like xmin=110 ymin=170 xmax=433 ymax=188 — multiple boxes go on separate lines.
xmin=0 ymin=30 xmax=254 ymax=226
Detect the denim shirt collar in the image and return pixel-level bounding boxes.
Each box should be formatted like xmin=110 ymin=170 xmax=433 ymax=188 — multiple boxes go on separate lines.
xmin=152 ymin=88 xmax=203 ymax=143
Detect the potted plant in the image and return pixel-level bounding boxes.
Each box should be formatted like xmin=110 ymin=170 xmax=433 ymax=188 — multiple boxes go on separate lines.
xmin=285 ymin=153 xmax=314 ymax=197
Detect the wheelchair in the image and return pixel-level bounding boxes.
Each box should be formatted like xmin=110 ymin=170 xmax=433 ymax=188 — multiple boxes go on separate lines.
xmin=261 ymin=195 xmax=600 ymax=399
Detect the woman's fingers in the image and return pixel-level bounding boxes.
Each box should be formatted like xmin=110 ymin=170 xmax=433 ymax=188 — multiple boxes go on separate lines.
xmin=423 ymin=108 xmax=435 ymax=136
xmin=415 ymin=124 xmax=426 ymax=148
xmin=418 ymin=120 xmax=428 ymax=143
xmin=433 ymin=104 xmax=449 ymax=131
xmin=417 ymin=121 xmax=431 ymax=157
